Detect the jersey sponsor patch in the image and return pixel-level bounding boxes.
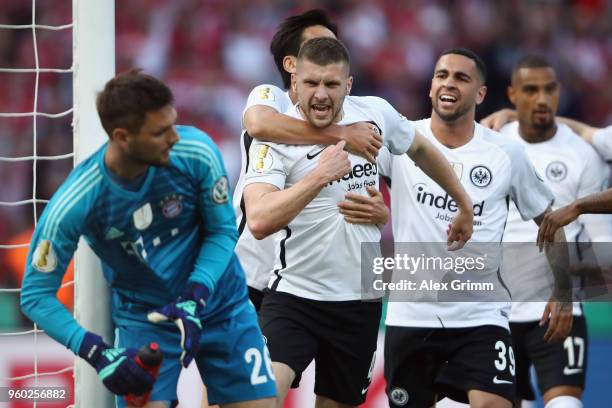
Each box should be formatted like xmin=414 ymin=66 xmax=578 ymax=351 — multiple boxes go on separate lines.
xmin=133 ymin=203 xmax=153 ymax=230
xmin=258 ymin=87 xmax=275 ymax=101
xmin=32 ymin=239 xmax=57 ymax=273
xmin=470 ymin=165 xmax=492 ymax=188
xmin=545 ymin=161 xmax=567 ymax=182
xmin=252 ymin=144 xmax=273 ymax=173
xmin=212 ymin=176 xmax=229 ymax=204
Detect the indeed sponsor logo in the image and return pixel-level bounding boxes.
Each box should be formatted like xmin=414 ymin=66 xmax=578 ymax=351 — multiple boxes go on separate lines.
xmin=329 ymin=162 xmax=378 ymax=186
xmin=414 ymin=183 xmax=485 ymax=216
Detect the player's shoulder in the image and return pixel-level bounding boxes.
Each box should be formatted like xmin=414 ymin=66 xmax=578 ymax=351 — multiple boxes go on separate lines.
xmin=247 ymin=83 xmax=290 ymax=103
xmin=480 ymin=121 xmax=525 ymax=160
xmin=556 ymin=123 xmax=600 ymax=158
xmin=171 ymin=125 xmax=224 ymax=176
xmin=347 ymin=95 xmax=392 ymax=111
xmin=41 ymin=146 xmax=106 ymax=238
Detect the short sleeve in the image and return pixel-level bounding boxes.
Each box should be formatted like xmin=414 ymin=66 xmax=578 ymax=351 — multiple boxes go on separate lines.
xmin=591 ymin=126 xmax=612 ymax=161
xmin=242 ymin=84 xmax=291 ymax=124
xmin=365 ymin=96 xmax=415 ymax=155
xmin=244 ymin=141 xmax=291 ymax=190
xmin=508 ymin=143 xmax=555 ymax=220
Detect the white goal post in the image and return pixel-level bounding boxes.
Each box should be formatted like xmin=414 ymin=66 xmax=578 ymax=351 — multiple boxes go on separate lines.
xmin=73 ymin=1 xmax=115 ymax=407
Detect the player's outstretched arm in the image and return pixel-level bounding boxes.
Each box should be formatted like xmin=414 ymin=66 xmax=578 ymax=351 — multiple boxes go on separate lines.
xmin=537 ymin=189 xmax=612 ymax=247
xmin=244 ymin=105 xmax=382 ymax=163
xmin=534 ymin=210 xmax=573 ymax=343
xmin=407 ymin=131 xmax=474 ymax=248
xmin=244 ymin=141 xmax=351 ymax=239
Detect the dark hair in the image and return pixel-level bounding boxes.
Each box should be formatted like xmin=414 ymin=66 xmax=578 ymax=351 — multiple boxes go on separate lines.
xmin=270 ymin=9 xmax=338 ymax=89
xmin=511 ymin=55 xmax=553 ymax=83
xmin=440 ymin=48 xmax=487 ymax=83
xmin=96 ymin=69 xmax=174 ymax=137
xmin=297 ymin=37 xmax=350 ymax=68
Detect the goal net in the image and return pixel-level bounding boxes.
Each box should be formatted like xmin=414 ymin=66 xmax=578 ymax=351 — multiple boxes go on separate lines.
xmin=0 ymin=1 xmax=114 ymax=407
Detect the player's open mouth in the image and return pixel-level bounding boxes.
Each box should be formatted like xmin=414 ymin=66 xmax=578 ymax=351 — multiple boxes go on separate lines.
xmin=439 ymin=94 xmax=458 ymax=106
xmin=311 ymin=104 xmax=331 ymax=117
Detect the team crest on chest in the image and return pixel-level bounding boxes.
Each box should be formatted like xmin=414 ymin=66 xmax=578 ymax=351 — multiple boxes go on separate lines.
xmin=159 ymin=194 xmax=184 ymax=218
xmin=133 ymin=202 xmax=153 ymax=230
xmin=545 ymin=161 xmax=567 ymax=182
xmin=470 ymin=165 xmax=492 ymax=188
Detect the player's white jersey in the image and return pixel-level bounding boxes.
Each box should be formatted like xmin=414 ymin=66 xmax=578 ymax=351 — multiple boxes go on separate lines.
xmin=500 ymin=121 xmax=611 ymax=322
xmin=244 ymin=96 xmax=415 ymax=301
xmin=234 ymin=84 xmax=293 ymax=290
xmin=382 ymin=119 xmax=554 ymax=329
xmin=592 ymin=125 xmax=612 ymax=161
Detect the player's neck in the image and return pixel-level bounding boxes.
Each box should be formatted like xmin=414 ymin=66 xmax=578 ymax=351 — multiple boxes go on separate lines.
xmin=430 ymin=112 xmax=475 ymax=148
xmin=288 ymin=88 xmax=298 ymax=104
xmin=517 ymin=121 xmax=557 ymax=143
xmin=104 ymin=144 xmax=149 ymax=181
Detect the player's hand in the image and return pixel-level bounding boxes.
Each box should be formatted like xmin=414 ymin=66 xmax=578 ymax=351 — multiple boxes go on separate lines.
xmin=540 ymin=294 xmax=573 ymax=343
xmin=147 ymin=283 xmax=209 ymax=368
xmin=480 ymin=109 xmax=517 ymax=131
xmin=341 ymin=122 xmax=383 ymax=163
xmin=446 ymin=209 xmax=473 ymax=251
xmin=316 ymin=141 xmax=351 ymax=184
xmin=338 ymin=186 xmax=389 ymax=226
xmin=78 ymin=332 xmax=155 ymax=396
xmin=537 ymin=204 xmax=580 ymax=250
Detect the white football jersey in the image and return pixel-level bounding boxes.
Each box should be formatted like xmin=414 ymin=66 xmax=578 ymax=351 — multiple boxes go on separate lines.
xmin=244 ymin=95 xmax=415 ymax=301
xmin=592 ymin=125 xmax=612 ymax=160
xmin=234 ymin=84 xmax=293 ymax=290
xmin=382 ymin=118 xmax=554 ymax=329
xmin=500 ymin=121 xmax=611 ymax=322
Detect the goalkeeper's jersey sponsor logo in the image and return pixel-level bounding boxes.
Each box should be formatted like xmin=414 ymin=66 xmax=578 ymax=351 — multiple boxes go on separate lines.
xmin=32 ymin=239 xmax=57 ymax=273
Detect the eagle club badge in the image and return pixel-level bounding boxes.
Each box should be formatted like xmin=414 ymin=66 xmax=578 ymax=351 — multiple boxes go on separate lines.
xmin=32 ymin=239 xmax=57 ymax=273
xmin=470 ymin=165 xmax=492 ymax=188
xmin=160 ymin=194 xmax=184 ymax=218
xmin=545 ymin=161 xmax=567 ymax=182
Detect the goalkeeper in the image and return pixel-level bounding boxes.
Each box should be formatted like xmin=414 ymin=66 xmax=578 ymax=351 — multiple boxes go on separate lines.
xmin=20 ymin=70 xmax=276 ymax=408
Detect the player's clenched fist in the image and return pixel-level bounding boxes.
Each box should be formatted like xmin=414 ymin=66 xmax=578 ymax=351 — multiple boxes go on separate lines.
xmin=316 ymin=140 xmax=351 ymax=183
xmin=78 ymin=332 xmax=156 ymax=396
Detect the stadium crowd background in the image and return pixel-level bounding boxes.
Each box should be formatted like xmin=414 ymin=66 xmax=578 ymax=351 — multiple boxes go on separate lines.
xmin=0 ymin=0 xmax=610 ymax=390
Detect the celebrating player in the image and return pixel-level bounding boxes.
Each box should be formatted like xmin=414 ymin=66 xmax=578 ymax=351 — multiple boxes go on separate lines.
xmin=499 ymin=56 xmax=612 ymax=408
xmin=379 ymin=49 xmax=570 ymax=408
xmin=20 ymin=71 xmax=276 ymax=408
xmin=234 ymin=9 xmax=384 ymax=310
xmin=243 ymin=38 xmax=472 ymax=408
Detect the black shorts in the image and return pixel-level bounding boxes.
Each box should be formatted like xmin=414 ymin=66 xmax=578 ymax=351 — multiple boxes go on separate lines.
xmin=258 ymin=291 xmax=382 ymax=406
xmin=384 ymin=325 xmax=516 ymax=407
xmin=248 ymin=286 xmax=265 ymax=311
xmin=511 ymin=315 xmax=588 ymax=400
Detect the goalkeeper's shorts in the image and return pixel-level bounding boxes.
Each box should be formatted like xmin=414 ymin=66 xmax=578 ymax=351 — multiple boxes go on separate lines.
xmin=114 ymin=267 xmax=276 ymax=407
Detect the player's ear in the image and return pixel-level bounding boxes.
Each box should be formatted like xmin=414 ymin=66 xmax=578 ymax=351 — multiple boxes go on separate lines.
xmin=111 ymin=128 xmax=129 ymax=146
xmin=291 ymin=73 xmax=297 ymax=93
xmin=346 ymin=76 xmax=353 ymax=95
xmin=283 ymin=55 xmax=297 ymax=74
xmin=475 ymin=85 xmax=487 ymax=105
xmin=507 ymin=85 xmax=516 ymax=106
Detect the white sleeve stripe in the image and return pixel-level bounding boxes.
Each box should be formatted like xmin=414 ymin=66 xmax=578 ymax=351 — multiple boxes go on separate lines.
xmin=42 ymin=165 xmax=100 ymax=237
xmin=49 ymin=174 xmax=103 ymax=239
xmin=171 ymin=152 xmax=222 ymax=181
xmin=172 ymin=142 xmax=223 ymax=178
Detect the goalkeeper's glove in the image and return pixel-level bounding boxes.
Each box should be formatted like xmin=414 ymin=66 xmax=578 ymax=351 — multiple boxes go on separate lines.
xmin=78 ymin=332 xmax=155 ymax=396
xmin=147 ymin=282 xmax=209 ymax=367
